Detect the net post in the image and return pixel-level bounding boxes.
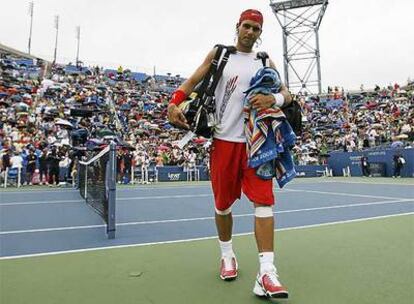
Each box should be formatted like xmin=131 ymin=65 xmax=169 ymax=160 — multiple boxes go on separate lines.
xmin=107 ymin=141 xmax=117 ymax=239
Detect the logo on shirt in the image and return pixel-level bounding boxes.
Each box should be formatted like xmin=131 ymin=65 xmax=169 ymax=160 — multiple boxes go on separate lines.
xmin=218 ymin=76 xmax=238 ymax=123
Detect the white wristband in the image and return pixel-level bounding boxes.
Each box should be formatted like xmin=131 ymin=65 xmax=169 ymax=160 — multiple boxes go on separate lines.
xmin=273 ymin=93 xmax=285 ymax=107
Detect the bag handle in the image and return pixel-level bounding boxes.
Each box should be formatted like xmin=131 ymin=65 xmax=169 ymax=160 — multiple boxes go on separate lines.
xmin=256 ymin=51 xmax=270 ymax=67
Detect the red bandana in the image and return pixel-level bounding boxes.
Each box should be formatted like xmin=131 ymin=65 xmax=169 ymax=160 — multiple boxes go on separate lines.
xmin=239 ymin=9 xmax=263 ymax=27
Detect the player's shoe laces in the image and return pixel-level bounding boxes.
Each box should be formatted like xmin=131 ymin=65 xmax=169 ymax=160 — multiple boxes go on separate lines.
xmin=253 ymin=266 xmax=288 ymax=298
xmin=219 ymin=256 xmax=238 ymax=281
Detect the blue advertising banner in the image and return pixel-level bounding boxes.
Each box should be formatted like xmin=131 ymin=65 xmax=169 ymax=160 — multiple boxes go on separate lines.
xmin=156 ymin=166 xmax=210 ymax=182
xmin=295 ymin=165 xmax=328 ymax=177
xmin=150 ymin=148 xmax=413 ymax=182
xmin=327 ymin=148 xmax=413 ymax=177
xmin=155 ymin=165 xmax=330 ymax=182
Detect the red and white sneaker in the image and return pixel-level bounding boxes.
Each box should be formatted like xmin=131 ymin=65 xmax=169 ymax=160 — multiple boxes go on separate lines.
xmin=219 ymin=256 xmax=238 ymax=281
xmin=253 ymin=267 xmax=288 ymax=298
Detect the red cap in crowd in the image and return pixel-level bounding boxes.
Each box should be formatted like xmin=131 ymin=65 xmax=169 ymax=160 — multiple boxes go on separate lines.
xmin=239 ymin=9 xmax=263 ymax=27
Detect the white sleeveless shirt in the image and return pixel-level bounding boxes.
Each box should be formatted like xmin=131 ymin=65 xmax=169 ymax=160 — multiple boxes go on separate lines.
xmin=214 ymin=51 xmax=263 ymax=142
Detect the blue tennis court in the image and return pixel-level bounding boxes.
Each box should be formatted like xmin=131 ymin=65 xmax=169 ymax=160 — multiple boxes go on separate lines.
xmin=1 ymin=177 xmax=413 ymax=259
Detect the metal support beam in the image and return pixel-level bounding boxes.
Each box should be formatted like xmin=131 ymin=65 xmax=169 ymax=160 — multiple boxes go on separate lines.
xmin=270 ymin=0 xmax=328 ymax=94
xmin=271 ymin=0 xmax=325 ymax=11
xmin=315 ymin=28 xmax=322 ymax=94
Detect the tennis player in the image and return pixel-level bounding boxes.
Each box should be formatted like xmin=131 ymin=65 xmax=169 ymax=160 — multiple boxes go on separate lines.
xmin=168 ymin=9 xmax=291 ymax=298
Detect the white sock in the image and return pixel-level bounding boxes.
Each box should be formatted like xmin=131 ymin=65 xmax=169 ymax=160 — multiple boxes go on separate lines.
xmin=219 ymin=239 xmax=234 ymax=258
xmin=259 ymin=252 xmax=275 ymax=274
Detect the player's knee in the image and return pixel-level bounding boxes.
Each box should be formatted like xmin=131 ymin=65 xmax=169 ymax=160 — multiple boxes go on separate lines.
xmin=215 ymin=206 xmax=232 ymax=215
xmin=254 ymin=206 xmax=273 ymax=218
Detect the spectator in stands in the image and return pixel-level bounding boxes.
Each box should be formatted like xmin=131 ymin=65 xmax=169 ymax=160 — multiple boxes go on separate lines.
xmin=10 ymin=151 xmax=23 ymax=170
xmin=2 ymin=149 xmax=11 ymax=172
xmin=155 ymin=152 xmax=164 ymax=167
xmin=25 ymin=149 xmax=37 ymax=185
xmin=1 ymin=42 xmax=413 ymax=185
xmin=56 ymin=126 xmax=70 ymax=146
xmin=361 ymin=154 xmax=371 ymax=177
xmin=47 ymin=147 xmax=61 ymax=186
xmin=393 ymin=154 xmax=405 ymax=178
xmin=59 ymin=151 xmax=71 ymax=184
xmin=344 ymin=134 xmax=356 ymax=152
xmin=188 ymin=149 xmax=197 ymax=168
xmin=8 ymin=150 xmax=24 ymax=185
xmin=116 ymin=150 xmax=124 ymax=183
xmin=39 ymin=148 xmax=49 ymax=185
xmin=142 ymin=151 xmax=151 ymax=183
xmin=123 ymin=149 xmax=133 ymax=183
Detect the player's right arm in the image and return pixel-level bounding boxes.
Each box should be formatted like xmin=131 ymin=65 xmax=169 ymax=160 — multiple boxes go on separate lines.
xmin=167 ymin=48 xmax=217 ymax=129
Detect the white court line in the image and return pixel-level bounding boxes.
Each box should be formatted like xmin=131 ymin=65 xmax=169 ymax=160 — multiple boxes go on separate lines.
xmin=1 ymin=187 xmax=409 ymax=206
xmin=1 ymin=212 xmax=412 ymax=260
xmin=0 ymin=199 xmax=84 ymax=206
xmin=118 ymin=193 xmax=213 ymax=201
xmin=119 ymin=184 xmax=211 ymax=191
xmin=280 ymin=188 xmax=407 ymax=200
xmin=0 ymin=184 xmax=210 ymax=196
xmin=1 ymin=179 xmax=411 ymax=195
xmin=0 ymin=184 xmax=211 ymax=195
xmin=1 ymin=199 xmax=412 ymax=235
xmin=321 ymin=180 xmax=414 ymax=186
xmin=0 ymin=189 xmax=78 ymax=194
xmin=0 ymin=194 xmax=214 ymax=206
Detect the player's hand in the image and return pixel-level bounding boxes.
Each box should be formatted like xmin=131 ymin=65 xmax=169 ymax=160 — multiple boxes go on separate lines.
xmin=167 ymin=104 xmax=190 ymax=129
xmin=249 ymin=94 xmax=275 ymax=111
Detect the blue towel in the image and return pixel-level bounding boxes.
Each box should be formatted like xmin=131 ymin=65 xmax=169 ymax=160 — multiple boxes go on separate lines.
xmin=243 ymin=67 xmax=297 ymax=188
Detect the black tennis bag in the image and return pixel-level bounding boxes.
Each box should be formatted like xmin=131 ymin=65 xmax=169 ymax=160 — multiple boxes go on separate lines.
xmin=179 ymin=45 xmax=236 ymax=138
xmin=279 ymin=97 xmax=302 ymax=136
xmin=256 ymin=52 xmax=302 ymax=136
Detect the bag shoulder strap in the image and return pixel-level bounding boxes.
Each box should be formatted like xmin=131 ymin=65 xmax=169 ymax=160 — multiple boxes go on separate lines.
xmin=206 ymin=45 xmax=236 ymax=96
xmin=195 ymin=44 xmax=225 ymax=96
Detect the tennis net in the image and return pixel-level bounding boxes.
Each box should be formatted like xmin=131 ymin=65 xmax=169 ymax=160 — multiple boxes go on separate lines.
xmin=78 ymin=142 xmax=116 ymax=239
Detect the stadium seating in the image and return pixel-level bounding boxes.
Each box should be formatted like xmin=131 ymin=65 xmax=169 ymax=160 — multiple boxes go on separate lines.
xmin=0 ymin=53 xmax=412 ymax=186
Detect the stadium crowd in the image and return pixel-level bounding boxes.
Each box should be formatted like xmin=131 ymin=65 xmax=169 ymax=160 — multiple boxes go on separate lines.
xmin=0 ymin=55 xmax=413 ymax=186
xmin=293 ymin=84 xmax=413 ymax=165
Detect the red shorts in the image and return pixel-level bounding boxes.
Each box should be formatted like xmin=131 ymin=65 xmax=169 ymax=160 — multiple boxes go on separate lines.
xmin=210 ymin=138 xmax=274 ymax=211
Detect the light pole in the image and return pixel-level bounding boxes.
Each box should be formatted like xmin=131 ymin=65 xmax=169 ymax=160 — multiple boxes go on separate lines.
xmin=53 ymin=15 xmax=59 ymax=64
xmin=76 ymin=26 xmax=80 ymax=66
xmin=28 ymin=1 xmax=34 ymax=54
